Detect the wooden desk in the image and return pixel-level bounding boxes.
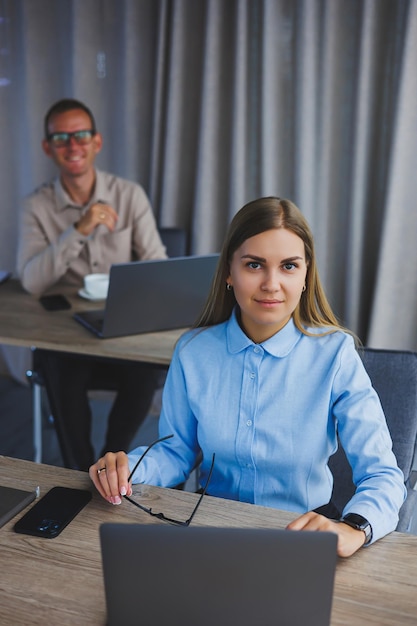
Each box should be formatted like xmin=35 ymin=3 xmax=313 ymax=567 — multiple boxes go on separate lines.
xmin=0 ymin=279 xmax=183 ymax=365
xmin=1 ymin=456 xmax=416 ymax=625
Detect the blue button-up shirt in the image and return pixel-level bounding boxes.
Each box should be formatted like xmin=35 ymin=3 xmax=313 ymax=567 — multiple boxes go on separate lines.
xmin=128 ymin=311 xmax=406 ymax=542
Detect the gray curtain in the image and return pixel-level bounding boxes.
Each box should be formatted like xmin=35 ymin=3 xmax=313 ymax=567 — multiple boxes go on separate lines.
xmin=0 ymin=0 xmax=416 ymax=361
xmin=368 ymin=0 xmax=417 ymax=350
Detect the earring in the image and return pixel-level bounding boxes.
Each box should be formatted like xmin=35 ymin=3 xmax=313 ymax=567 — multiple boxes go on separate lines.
xmin=226 ymin=283 xmax=232 ymax=291
xmin=302 ymin=284 xmax=306 ymax=292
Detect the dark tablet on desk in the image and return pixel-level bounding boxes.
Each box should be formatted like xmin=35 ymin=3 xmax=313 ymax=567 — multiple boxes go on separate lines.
xmin=0 ymin=485 xmax=38 ymax=528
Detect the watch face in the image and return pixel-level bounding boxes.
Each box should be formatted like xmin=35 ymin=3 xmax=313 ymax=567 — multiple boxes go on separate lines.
xmin=342 ymin=513 xmax=372 ymax=544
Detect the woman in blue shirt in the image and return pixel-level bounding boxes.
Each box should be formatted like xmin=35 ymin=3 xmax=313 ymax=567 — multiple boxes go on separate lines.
xmin=90 ymin=196 xmax=406 ymax=557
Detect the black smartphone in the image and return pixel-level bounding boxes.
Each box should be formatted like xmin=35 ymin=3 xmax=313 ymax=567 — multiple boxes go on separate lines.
xmin=13 ymin=486 xmax=92 ymax=538
xmin=39 ymin=294 xmax=71 ymax=311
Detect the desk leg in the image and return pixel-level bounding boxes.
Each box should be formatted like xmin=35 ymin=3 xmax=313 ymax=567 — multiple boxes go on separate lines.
xmin=33 ymin=383 xmax=42 ymax=463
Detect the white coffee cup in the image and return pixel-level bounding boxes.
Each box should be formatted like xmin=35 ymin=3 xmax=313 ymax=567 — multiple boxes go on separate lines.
xmin=83 ymin=273 xmax=110 ymax=300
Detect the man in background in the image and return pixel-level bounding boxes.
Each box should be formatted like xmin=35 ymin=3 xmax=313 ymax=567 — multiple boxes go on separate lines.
xmin=17 ymin=98 xmax=167 ymax=471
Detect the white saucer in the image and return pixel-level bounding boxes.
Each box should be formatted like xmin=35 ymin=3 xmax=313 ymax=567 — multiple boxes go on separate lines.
xmin=78 ymin=288 xmax=106 ymax=301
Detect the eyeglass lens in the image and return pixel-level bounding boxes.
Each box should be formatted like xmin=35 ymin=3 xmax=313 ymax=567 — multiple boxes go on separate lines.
xmin=48 ymin=130 xmax=95 ymax=147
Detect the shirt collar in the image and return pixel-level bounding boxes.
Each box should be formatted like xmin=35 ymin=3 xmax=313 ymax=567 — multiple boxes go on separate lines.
xmin=54 ymin=169 xmax=109 ymax=211
xmin=226 ymin=308 xmax=302 ymax=358
xmin=93 ymin=169 xmax=111 ymax=204
xmin=54 ymin=178 xmax=75 ymax=211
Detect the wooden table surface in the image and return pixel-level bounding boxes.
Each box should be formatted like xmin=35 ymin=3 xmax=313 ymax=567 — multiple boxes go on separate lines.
xmin=0 ymin=456 xmax=416 ymax=625
xmin=0 ymin=279 xmax=183 ymax=365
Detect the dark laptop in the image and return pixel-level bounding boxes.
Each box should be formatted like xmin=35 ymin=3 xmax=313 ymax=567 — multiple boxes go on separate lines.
xmin=74 ymin=254 xmax=219 ymax=338
xmin=100 ymin=523 xmax=337 ymax=626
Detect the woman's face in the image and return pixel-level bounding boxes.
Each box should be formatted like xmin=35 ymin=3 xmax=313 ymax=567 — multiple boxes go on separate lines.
xmin=227 ymin=228 xmax=308 ymax=343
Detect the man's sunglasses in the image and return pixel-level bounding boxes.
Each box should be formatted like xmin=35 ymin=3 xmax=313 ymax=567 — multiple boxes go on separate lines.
xmin=124 ymin=434 xmax=215 ymax=527
xmin=46 ymin=129 xmax=96 ymax=148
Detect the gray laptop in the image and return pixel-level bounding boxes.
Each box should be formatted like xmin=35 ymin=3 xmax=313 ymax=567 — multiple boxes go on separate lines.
xmin=100 ymin=523 xmax=337 ymax=626
xmin=74 ymin=254 xmax=219 ymax=338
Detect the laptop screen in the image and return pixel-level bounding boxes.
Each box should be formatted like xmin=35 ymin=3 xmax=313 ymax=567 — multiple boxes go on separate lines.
xmin=74 ymin=254 xmax=219 ymax=338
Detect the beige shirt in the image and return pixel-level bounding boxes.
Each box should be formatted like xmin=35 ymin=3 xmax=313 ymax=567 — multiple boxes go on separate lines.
xmin=17 ymin=170 xmax=167 ymax=295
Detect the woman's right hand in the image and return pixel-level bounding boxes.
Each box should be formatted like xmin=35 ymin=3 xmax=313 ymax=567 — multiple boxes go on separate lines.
xmin=89 ymin=452 xmax=133 ymax=504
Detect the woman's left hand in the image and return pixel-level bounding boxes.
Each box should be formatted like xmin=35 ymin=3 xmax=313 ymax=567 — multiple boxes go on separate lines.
xmin=286 ymin=511 xmax=366 ymax=558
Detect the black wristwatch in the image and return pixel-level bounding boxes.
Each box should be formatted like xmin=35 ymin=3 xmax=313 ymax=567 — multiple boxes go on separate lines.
xmin=340 ymin=513 xmax=373 ymax=545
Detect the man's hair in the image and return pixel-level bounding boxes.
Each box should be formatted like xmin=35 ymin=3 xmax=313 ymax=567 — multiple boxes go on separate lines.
xmin=44 ymin=99 xmax=97 ymax=138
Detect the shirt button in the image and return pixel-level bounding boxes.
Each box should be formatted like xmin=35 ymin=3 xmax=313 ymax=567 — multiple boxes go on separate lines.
xmin=250 ymin=372 xmax=255 ymax=379
xmin=246 ymin=420 xmax=252 ymax=427
xmin=254 ymin=346 xmax=261 ymax=354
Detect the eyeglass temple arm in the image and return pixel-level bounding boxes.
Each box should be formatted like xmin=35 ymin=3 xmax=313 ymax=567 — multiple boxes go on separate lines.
xmin=185 ymin=452 xmax=216 ymax=526
xmin=127 ymin=434 xmax=174 ymax=483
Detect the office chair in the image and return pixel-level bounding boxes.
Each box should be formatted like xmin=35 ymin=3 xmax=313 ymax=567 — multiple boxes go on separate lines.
xmin=27 ymin=227 xmax=187 ymax=463
xmin=328 ymin=347 xmax=417 ymax=533
xmin=158 ymin=227 xmax=187 ymax=258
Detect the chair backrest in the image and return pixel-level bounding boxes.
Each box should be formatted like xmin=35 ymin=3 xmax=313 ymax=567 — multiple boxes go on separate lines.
xmin=328 ymin=347 xmax=417 ymax=531
xmin=158 ymin=227 xmax=187 ymax=258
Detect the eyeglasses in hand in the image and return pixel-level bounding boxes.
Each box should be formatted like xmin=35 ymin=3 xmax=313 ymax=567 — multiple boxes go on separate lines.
xmin=124 ymin=434 xmax=215 ymax=527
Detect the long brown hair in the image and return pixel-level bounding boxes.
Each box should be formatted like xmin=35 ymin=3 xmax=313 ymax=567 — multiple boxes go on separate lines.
xmin=194 ymin=196 xmax=345 ymax=337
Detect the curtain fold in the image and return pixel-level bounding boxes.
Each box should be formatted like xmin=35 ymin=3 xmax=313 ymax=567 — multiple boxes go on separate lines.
xmin=0 ymin=0 xmax=416 ymax=369
xmin=368 ymin=0 xmax=417 ymax=350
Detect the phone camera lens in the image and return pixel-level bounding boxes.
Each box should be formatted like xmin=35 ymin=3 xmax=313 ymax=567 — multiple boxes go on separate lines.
xmin=38 ymin=518 xmax=60 ymax=533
